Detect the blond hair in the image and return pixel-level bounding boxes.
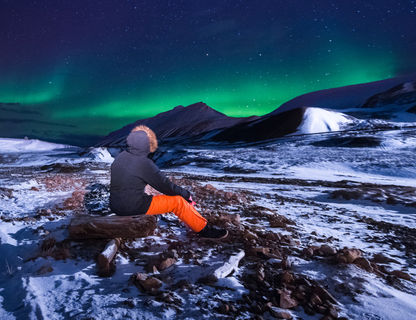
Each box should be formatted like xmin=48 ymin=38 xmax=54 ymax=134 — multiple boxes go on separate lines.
xmin=131 ymin=125 xmax=158 ymax=153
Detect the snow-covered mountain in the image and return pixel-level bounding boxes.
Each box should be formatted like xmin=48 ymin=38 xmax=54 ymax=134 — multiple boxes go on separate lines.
xmin=271 ymin=73 xmax=416 ymax=114
xmin=362 ymin=81 xmax=416 ymax=108
xmin=96 ymin=76 xmax=416 ymax=148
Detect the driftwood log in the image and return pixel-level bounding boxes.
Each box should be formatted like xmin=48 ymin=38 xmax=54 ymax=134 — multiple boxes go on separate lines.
xmin=198 ymin=250 xmax=246 ymax=284
xmin=68 ymin=215 xmax=157 ymax=239
xmin=97 ymin=238 xmax=121 ymax=277
xmin=213 ymin=250 xmax=245 ymax=279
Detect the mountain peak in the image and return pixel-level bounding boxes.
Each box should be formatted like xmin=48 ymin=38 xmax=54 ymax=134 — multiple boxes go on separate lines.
xmin=95 ymin=102 xmax=256 ymax=147
xmin=172 ymin=102 xmax=213 ymax=112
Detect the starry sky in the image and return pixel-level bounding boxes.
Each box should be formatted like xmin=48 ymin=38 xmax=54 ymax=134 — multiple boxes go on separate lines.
xmin=1 ymin=0 xmax=416 ymax=145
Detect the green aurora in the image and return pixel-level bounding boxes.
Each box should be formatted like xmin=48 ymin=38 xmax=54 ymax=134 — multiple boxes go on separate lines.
xmin=0 ymin=47 xmax=396 ymax=136
xmin=1 ymin=0 xmax=414 ymax=146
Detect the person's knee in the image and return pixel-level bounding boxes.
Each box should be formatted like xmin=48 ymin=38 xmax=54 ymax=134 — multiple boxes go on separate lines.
xmin=172 ymin=195 xmax=186 ymax=210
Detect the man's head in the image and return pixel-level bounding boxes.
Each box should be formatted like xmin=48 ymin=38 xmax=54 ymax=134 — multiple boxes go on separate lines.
xmin=129 ymin=125 xmax=158 ymax=153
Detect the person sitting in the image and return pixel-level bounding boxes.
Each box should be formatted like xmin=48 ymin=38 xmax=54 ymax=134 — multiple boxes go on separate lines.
xmin=109 ymin=125 xmax=228 ymax=239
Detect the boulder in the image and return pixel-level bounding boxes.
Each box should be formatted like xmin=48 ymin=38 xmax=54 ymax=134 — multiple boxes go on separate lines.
xmin=279 ymin=290 xmax=298 ymax=309
xmin=336 ymin=248 xmax=361 ymax=264
xmin=132 ymin=272 xmax=162 ymax=293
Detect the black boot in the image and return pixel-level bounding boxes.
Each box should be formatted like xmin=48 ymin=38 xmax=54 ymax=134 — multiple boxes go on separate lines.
xmin=197 ymin=225 xmax=228 ymax=239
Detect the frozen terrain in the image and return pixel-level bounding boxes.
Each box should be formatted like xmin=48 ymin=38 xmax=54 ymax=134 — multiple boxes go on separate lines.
xmin=1 ymin=125 xmax=416 ymax=320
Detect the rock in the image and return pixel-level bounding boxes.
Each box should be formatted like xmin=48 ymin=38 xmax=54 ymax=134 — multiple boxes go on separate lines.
xmin=133 ymin=272 xmax=162 ymax=293
xmin=354 ymin=257 xmax=373 ymax=272
xmin=281 ymin=258 xmax=291 ymax=270
xmin=244 ymin=230 xmax=258 ymax=240
xmin=123 ymin=298 xmax=137 ymax=308
xmin=134 ymin=272 xmax=147 ymax=282
xmin=157 ymin=291 xmax=183 ymax=306
xmin=293 ymin=292 xmax=305 ymax=302
xmin=281 ymin=271 xmax=294 ymax=284
xmin=158 ymin=258 xmax=176 ymax=271
xmin=172 ymin=279 xmax=191 ymax=290
xmin=224 ymin=191 xmax=238 ymax=201
xmin=269 ymin=306 xmax=293 ymax=319
xmin=30 ymin=186 xmax=39 ymax=191
xmin=205 ymin=184 xmax=217 ymax=192
xmin=328 ymin=306 xmax=339 ymax=318
xmin=140 ymin=277 xmax=162 ymax=293
xmin=390 ymin=270 xmax=412 ymax=281
xmin=269 ymin=214 xmax=295 ymax=228
xmin=168 ymin=249 xmax=179 ymax=260
xmin=315 ymin=304 xmax=327 ymax=314
xmin=371 ymin=253 xmax=399 ymax=264
xmin=336 ymin=248 xmax=361 ymax=264
xmin=313 ymin=285 xmax=338 ymax=305
xmin=197 ymin=274 xmax=218 ymax=285
xmin=318 ymin=245 xmax=337 ymax=256
xmin=303 ymin=303 xmax=315 ymax=315
xmin=41 ymin=237 xmax=56 ymax=251
xmin=218 ymin=302 xmax=230 ymax=314
xmin=309 ymin=293 xmax=322 ymax=306
xmin=213 ymin=213 xmax=241 ymax=226
xmin=248 ymin=247 xmax=282 ymax=259
xmin=35 ymin=265 xmax=53 ymax=275
xmin=281 ymin=235 xmax=298 ymax=246
xmin=151 ymin=249 xmax=180 ymax=272
xmin=303 ymin=246 xmax=316 ymax=258
xmin=279 ymin=290 xmax=298 ymax=309
xmin=0 ymin=187 xmax=13 ymax=198
xmin=257 ymin=265 xmax=265 ymax=281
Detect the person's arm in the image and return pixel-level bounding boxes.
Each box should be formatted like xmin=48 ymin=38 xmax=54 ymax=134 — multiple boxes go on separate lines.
xmin=142 ymin=159 xmax=191 ymax=200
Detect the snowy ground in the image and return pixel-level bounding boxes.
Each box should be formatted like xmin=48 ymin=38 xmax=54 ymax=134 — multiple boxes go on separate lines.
xmin=1 ymin=126 xmax=416 ymax=319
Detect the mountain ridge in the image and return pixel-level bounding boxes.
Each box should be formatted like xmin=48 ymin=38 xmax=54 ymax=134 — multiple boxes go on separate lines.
xmin=95 ymin=101 xmax=259 ymax=147
xmin=96 ymin=74 xmax=416 ymax=148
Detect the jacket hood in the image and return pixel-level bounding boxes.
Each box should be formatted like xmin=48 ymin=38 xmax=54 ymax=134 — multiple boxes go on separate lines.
xmin=126 ymin=130 xmax=151 ymax=155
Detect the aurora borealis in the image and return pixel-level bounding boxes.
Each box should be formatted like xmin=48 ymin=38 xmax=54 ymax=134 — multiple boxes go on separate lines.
xmin=1 ymin=0 xmax=416 ymax=145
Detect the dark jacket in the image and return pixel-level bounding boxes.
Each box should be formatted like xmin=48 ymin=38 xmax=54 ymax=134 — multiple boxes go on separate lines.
xmin=109 ymin=130 xmax=191 ymax=215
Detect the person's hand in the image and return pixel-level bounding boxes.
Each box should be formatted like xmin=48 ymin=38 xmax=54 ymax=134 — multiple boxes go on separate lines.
xmin=188 ymin=195 xmax=196 ymax=207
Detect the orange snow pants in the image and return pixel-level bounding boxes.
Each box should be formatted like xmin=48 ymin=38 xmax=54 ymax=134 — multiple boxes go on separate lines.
xmin=145 ymin=195 xmax=207 ymax=232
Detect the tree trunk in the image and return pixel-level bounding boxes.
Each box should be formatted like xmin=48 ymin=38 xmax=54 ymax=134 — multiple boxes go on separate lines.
xmin=68 ymin=215 xmax=157 ymax=239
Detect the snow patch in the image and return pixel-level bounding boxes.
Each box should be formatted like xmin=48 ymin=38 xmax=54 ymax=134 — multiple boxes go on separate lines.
xmin=87 ymin=147 xmax=114 ymax=163
xmin=348 ymin=278 xmax=416 ymax=320
xmin=402 ymin=81 xmax=415 ymax=93
xmin=296 ymin=107 xmax=353 ymax=134
xmin=0 ymin=138 xmax=70 ymax=153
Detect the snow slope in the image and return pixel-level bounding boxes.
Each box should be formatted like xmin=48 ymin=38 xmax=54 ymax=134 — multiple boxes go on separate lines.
xmin=0 ymin=138 xmax=71 ymax=153
xmin=296 ymin=107 xmax=353 ymax=134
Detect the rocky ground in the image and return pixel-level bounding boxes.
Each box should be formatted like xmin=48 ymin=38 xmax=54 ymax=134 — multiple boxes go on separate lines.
xmin=2 ymin=158 xmax=416 ymax=319
xmin=1 ymin=137 xmax=416 ymax=319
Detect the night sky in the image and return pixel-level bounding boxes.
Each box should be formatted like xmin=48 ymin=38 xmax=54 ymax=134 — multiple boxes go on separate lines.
xmin=1 ymin=0 xmax=416 ymax=143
